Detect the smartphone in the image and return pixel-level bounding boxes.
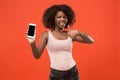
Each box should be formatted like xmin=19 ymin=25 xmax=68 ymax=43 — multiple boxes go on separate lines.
xmin=27 ymin=23 xmax=36 ymax=38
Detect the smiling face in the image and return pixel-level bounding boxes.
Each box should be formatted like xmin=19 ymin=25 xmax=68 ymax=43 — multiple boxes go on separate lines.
xmin=54 ymin=11 xmax=68 ymax=29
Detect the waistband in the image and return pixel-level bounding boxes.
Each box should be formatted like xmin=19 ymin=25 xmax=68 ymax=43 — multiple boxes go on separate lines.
xmin=50 ymin=65 xmax=77 ymax=74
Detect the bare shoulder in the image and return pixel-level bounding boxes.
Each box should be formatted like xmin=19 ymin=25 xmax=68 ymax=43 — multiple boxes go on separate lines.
xmin=42 ymin=31 xmax=48 ymax=35
xmin=38 ymin=31 xmax=48 ymax=44
xmin=41 ymin=31 xmax=48 ymax=39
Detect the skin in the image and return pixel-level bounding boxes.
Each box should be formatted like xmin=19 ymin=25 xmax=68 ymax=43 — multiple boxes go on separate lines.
xmin=26 ymin=11 xmax=94 ymax=59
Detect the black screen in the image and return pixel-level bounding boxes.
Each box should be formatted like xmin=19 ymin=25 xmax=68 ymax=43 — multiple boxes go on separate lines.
xmin=28 ymin=25 xmax=35 ymax=36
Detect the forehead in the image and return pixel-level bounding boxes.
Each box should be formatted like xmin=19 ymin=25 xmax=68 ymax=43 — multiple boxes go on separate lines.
xmin=55 ymin=11 xmax=66 ymax=16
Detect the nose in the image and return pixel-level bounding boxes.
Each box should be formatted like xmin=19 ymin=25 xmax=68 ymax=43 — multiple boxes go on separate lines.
xmin=60 ymin=17 xmax=64 ymax=21
xmin=60 ymin=17 xmax=67 ymax=22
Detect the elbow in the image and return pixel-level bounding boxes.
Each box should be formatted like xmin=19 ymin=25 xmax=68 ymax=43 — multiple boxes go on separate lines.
xmin=83 ymin=40 xmax=94 ymax=44
xmin=34 ymin=55 xmax=41 ymax=59
xmin=35 ymin=57 xmax=40 ymax=59
xmin=88 ymin=40 xmax=94 ymax=44
xmin=87 ymin=36 xmax=94 ymax=44
xmin=33 ymin=51 xmax=42 ymax=59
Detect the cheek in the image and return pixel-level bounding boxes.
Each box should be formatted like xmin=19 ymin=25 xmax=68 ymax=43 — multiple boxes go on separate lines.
xmin=55 ymin=19 xmax=59 ymax=24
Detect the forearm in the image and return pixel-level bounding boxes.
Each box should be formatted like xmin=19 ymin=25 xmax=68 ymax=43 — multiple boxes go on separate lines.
xmin=78 ymin=31 xmax=94 ymax=44
xmin=30 ymin=42 xmax=41 ymax=59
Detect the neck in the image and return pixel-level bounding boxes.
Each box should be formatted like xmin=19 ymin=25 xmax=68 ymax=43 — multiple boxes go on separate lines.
xmin=54 ymin=27 xmax=64 ymax=33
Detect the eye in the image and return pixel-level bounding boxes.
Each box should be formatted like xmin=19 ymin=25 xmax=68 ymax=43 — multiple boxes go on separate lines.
xmin=63 ymin=16 xmax=67 ymax=18
xmin=56 ymin=16 xmax=67 ymax=19
xmin=57 ymin=16 xmax=61 ymax=18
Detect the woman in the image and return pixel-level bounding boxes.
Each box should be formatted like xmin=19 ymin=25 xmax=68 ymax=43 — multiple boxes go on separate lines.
xmin=26 ymin=4 xmax=94 ymax=80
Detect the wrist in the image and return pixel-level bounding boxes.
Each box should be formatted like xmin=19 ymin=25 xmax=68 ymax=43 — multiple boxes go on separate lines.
xmin=30 ymin=42 xmax=36 ymax=46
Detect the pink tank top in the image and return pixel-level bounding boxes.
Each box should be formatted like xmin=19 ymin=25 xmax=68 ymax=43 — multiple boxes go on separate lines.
xmin=46 ymin=30 xmax=76 ymax=70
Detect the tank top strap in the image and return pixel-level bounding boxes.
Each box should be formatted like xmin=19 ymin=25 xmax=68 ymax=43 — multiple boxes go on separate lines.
xmin=47 ymin=30 xmax=53 ymax=39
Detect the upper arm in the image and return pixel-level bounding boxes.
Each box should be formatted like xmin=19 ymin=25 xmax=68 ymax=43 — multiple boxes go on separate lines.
xmin=38 ymin=31 xmax=48 ymax=53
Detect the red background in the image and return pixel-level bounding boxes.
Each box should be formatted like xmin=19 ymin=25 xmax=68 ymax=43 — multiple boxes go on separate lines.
xmin=0 ymin=0 xmax=120 ymax=80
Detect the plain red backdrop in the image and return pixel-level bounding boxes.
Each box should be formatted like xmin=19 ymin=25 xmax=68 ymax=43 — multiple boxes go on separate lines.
xmin=0 ymin=0 xmax=120 ymax=80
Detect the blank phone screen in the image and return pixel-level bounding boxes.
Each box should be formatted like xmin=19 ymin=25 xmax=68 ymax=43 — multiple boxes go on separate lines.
xmin=28 ymin=25 xmax=35 ymax=36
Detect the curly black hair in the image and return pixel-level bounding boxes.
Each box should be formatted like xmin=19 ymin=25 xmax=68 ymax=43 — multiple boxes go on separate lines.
xmin=42 ymin=4 xmax=75 ymax=29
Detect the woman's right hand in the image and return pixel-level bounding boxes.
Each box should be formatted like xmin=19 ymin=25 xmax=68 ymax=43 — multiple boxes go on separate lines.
xmin=26 ymin=31 xmax=36 ymax=44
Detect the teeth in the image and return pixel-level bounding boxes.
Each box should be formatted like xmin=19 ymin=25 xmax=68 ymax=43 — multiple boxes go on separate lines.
xmin=60 ymin=22 xmax=65 ymax=26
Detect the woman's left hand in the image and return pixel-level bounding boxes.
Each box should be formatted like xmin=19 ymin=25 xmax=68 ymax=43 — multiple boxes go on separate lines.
xmin=67 ymin=25 xmax=94 ymax=43
xmin=67 ymin=29 xmax=79 ymax=39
